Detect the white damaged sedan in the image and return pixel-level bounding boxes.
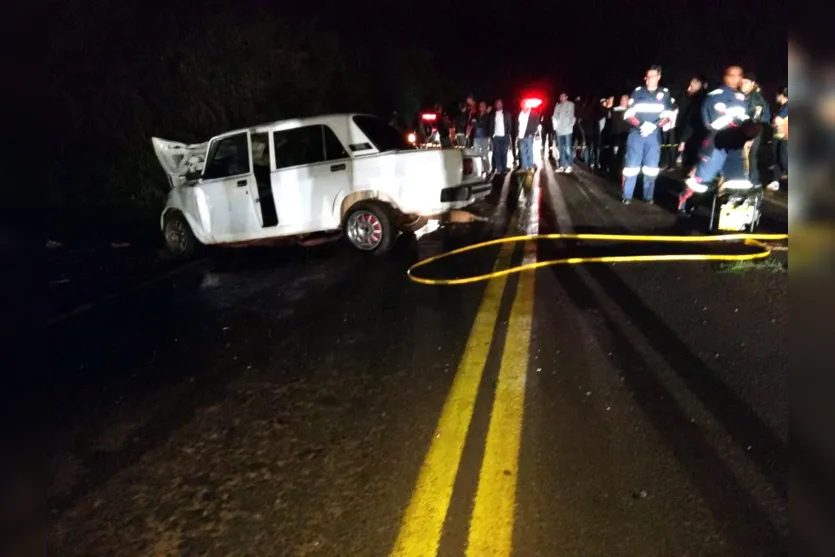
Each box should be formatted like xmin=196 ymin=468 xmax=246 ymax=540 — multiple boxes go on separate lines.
xmin=152 ymin=113 xmax=491 ymax=257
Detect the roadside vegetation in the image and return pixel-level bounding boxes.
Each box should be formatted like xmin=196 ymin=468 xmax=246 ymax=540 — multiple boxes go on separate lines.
xmin=37 ymin=2 xmax=453 ymax=246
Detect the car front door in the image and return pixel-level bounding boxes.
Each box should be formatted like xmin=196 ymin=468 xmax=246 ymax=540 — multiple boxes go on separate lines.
xmin=271 ymin=125 xmax=352 ymax=232
xmin=198 ymin=132 xmax=261 ymax=242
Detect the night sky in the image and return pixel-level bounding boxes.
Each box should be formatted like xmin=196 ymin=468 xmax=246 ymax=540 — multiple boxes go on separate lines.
xmin=5 ymin=0 xmax=787 ymax=215
xmin=24 ymin=0 xmax=788 ymax=114
xmin=316 ymin=0 xmax=788 ymax=102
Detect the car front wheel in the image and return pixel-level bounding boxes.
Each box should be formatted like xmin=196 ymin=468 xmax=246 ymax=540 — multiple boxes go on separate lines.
xmin=163 ymin=212 xmax=198 ymax=259
xmin=343 ymin=202 xmax=395 ymax=254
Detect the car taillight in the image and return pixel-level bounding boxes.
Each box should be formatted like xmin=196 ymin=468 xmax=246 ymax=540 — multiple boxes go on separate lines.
xmin=421 ymin=113 xmax=437 ymax=122
xmin=463 ymin=159 xmax=473 ymax=175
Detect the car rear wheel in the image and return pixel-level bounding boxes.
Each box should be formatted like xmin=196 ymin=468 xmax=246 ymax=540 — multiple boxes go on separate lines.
xmin=163 ymin=212 xmax=198 ymax=259
xmin=343 ymin=202 xmax=395 ymax=254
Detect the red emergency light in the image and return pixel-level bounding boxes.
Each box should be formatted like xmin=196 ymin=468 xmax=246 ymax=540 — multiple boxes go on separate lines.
xmin=421 ymin=113 xmax=437 ymax=122
xmin=522 ymin=98 xmax=543 ymax=109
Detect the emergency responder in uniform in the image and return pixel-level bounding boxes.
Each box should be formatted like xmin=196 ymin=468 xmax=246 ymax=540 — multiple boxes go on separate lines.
xmin=740 ymin=72 xmax=776 ymax=190
xmin=677 ymin=66 xmax=756 ymax=213
xmin=621 ymin=65 xmax=674 ymax=204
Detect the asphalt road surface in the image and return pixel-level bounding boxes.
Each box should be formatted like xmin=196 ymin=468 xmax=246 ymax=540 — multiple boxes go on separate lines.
xmin=3 ymin=158 xmax=791 ymax=556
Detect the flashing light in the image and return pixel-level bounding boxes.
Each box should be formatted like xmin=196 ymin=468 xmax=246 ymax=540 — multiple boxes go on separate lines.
xmin=407 ymin=132 xmax=416 ymax=144
xmin=421 ymin=113 xmax=437 ymax=122
xmin=522 ymin=98 xmax=543 ymax=109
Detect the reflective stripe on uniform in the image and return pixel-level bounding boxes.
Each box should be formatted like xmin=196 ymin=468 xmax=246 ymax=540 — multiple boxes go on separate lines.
xmin=622 ymin=167 xmax=640 ymax=177
xmin=723 ymin=179 xmax=753 ymax=189
xmin=641 ymin=166 xmax=660 ymax=176
xmin=711 ymin=115 xmax=734 ymax=129
xmin=632 ymin=103 xmax=666 ymax=113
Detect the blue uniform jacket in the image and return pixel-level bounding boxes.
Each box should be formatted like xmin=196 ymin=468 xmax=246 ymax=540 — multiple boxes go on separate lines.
xmin=701 ymin=86 xmax=749 ymax=131
xmin=623 ymin=86 xmax=674 ymax=128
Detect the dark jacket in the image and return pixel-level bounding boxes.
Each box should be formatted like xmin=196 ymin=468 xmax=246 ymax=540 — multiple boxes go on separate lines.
xmin=455 ymin=108 xmax=471 ymax=133
xmin=487 ymin=109 xmax=514 ymax=138
xmin=677 ymin=89 xmax=708 ymax=144
xmin=469 ymin=112 xmax=491 ymax=139
xmin=610 ymin=106 xmax=630 ymax=136
xmin=745 ymin=89 xmax=771 ymax=124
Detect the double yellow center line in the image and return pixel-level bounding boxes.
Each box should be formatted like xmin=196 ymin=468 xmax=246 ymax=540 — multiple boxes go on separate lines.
xmin=391 ymin=172 xmax=538 ymax=557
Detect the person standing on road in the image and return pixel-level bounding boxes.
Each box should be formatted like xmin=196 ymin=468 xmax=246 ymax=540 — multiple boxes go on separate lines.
xmin=677 ymin=75 xmax=709 ymax=176
xmin=677 ymin=66 xmax=754 ymax=212
xmin=455 ymin=101 xmax=471 ymax=147
xmin=609 ymin=94 xmax=630 ymax=177
xmin=600 ymin=96 xmax=615 ymax=172
xmin=621 ymin=65 xmax=674 ymax=204
xmin=471 ymin=101 xmax=491 ymax=167
xmin=740 ymin=73 xmax=776 ymax=190
xmin=552 ymin=93 xmax=576 ymax=173
xmin=660 ymin=97 xmax=678 ymax=170
xmin=489 ymin=98 xmax=513 ymax=173
xmin=516 ymin=102 xmax=539 ymax=172
xmin=434 ymin=103 xmax=453 ymax=148
xmin=772 ymin=87 xmax=788 ymax=183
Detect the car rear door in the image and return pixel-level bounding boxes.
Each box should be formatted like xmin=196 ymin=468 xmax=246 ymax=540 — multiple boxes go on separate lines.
xmin=271 ymin=124 xmax=351 ymax=232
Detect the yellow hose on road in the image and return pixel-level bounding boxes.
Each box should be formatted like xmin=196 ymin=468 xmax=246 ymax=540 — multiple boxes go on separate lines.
xmin=407 ymin=233 xmax=789 ymax=286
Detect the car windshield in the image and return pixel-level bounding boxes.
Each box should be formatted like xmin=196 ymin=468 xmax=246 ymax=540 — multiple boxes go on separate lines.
xmin=352 ymin=115 xmax=414 ymax=152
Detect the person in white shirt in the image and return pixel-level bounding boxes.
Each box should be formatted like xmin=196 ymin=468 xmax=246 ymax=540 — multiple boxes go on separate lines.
xmin=552 ymin=93 xmax=576 ymax=173
xmin=489 ymin=99 xmax=513 ymax=173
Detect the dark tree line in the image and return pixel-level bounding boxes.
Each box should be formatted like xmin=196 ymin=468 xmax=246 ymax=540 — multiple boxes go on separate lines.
xmin=25 ymin=0 xmax=448 ymax=243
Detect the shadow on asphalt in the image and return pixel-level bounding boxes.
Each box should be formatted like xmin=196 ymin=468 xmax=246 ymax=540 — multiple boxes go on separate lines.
xmin=0 ymin=171 xmax=518 ymax=543
xmin=536 ymin=178 xmax=785 ymax=552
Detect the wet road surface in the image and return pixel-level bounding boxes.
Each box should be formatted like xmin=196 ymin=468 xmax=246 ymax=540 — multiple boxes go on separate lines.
xmin=3 ymin=161 xmax=788 ymax=556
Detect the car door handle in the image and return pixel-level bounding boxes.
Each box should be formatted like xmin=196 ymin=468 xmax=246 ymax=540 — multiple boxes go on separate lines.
xmin=236 ymin=179 xmax=248 ymax=187
xmin=330 ymin=164 xmax=346 ymax=172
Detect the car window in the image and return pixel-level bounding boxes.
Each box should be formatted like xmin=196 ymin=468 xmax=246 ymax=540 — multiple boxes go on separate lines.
xmin=203 ymin=133 xmax=250 ymax=180
xmin=352 ymin=115 xmax=413 ymax=152
xmin=273 ymin=126 xmax=326 ymax=170
xmin=323 ymin=125 xmax=349 ymax=161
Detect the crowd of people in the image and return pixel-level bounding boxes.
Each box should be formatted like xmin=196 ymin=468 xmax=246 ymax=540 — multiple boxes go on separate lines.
xmin=417 ymin=65 xmax=789 ymax=210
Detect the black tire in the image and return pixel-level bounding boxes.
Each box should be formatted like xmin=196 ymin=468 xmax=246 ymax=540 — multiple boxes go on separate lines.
xmin=343 ymin=201 xmax=395 ymax=255
xmin=162 ymin=211 xmax=199 ymax=259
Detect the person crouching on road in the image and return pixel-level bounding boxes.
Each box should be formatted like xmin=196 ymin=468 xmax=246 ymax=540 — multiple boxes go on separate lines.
xmin=740 ymin=72 xmax=777 ymax=191
xmin=677 ymin=66 xmax=756 ymax=213
xmin=552 ymin=93 xmax=576 ymax=173
xmin=517 ymin=103 xmax=539 ymax=172
xmin=489 ymin=99 xmax=513 ymax=173
xmin=471 ymin=101 xmax=491 ymax=168
xmin=621 ymin=65 xmax=674 ymax=204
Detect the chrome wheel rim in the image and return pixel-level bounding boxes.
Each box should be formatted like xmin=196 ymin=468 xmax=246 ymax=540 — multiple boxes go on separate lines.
xmin=347 ymin=210 xmax=383 ymax=250
xmin=165 ymin=218 xmax=189 ymax=254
